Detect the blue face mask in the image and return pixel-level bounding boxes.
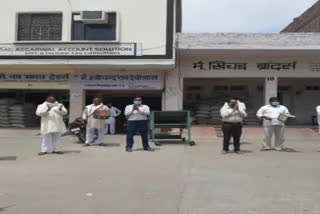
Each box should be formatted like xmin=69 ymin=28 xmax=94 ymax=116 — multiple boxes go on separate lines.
xmin=271 ymin=102 xmax=279 ymax=107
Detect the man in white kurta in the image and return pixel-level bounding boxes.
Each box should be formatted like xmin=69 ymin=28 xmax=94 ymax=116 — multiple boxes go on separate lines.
xmin=82 ymin=98 xmax=109 ymax=146
xmin=256 ymin=97 xmax=289 ymax=151
xmin=105 ymin=102 xmax=121 ymax=135
xmin=36 ymin=96 xmax=68 ymax=155
xmin=316 ymin=106 xmax=320 ymax=134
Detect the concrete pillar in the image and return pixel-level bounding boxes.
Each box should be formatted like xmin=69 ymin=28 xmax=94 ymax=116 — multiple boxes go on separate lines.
xmin=163 ymin=69 xmax=183 ymax=110
xmin=69 ymin=88 xmax=85 ymax=122
xmin=264 ymin=76 xmax=278 ymax=105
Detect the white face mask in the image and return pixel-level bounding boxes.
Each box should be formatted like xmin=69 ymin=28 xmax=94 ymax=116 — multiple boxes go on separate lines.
xmin=271 ymin=102 xmax=280 ymax=107
xmin=134 ymin=101 xmax=142 ymax=105
xmin=47 ymin=102 xmax=55 ymax=107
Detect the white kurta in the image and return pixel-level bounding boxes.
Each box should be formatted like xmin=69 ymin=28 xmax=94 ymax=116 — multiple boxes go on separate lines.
xmin=105 ymin=106 xmax=121 ymax=134
xmin=256 ymin=104 xmax=289 ymax=126
xmin=256 ymin=104 xmax=290 ymax=150
xmin=36 ymin=101 xmax=68 ymax=135
xmin=82 ymin=104 xmax=109 ymax=130
xmin=82 ymin=104 xmax=109 ymax=144
xmin=106 ymin=106 xmax=122 ymax=124
xmin=36 ymin=101 xmax=68 ymax=152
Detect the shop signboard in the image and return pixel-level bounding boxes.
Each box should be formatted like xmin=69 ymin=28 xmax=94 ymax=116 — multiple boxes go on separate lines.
xmin=0 ymin=73 xmax=69 ymax=82
xmin=0 ymin=43 xmax=136 ymax=57
xmin=71 ymin=73 xmax=164 ymax=90
xmin=192 ymin=61 xmax=297 ymax=71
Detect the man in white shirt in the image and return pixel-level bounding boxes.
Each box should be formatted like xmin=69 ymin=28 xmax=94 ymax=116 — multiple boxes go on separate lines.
xmin=220 ymin=99 xmax=247 ymax=153
xmin=316 ymin=106 xmax=320 ymax=134
xmin=256 ymin=97 xmax=289 ymax=151
xmin=124 ymin=97 xmax=153 ymax=152
xmin=82 ymin=98 xmax=109 ymax=146
xmin=105 ymin=102 xmax=121 ymax=135
xmin=36 ymin=96 xmax=68 ymax=155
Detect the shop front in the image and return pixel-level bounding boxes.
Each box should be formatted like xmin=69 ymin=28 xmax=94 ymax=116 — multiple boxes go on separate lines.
xmin=69 ymin=70 xmax=165 ymax=132
xmin=164 ymin=36 xmax=320 ymax=126
xmin=0 ymin=68 xmax=70 ymax=128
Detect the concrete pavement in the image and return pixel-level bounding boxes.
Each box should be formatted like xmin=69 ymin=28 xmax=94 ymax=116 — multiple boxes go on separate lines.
xmin=0 ymin=128 xmax=320 ymax=214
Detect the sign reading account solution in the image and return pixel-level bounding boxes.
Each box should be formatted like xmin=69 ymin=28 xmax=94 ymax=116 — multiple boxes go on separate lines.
xmin=0 ymin=43 xmax=136 ymax=56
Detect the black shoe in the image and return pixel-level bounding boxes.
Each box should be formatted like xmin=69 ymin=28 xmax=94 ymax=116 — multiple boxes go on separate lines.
xmin=144 ymin=147 xmax=155 ymax=152
xmin=126 ymin=147 xmax=133 ymax=152
xmin=234 ymin=150 xmax=240 ymax=154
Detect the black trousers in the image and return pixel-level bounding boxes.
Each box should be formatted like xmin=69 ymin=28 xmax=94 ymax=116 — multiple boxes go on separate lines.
xmin=222 ymin=122 xmax=242 ymax=151
xmin=126 ymin=120 xmax=150 ymax=149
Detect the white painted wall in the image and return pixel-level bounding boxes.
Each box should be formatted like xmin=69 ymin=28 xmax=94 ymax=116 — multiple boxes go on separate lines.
xmin=0 ymin=0 xmax=168 ymax=55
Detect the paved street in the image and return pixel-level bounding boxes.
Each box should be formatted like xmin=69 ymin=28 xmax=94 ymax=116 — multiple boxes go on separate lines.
xmin=0 ymin=127 xmax=320 ymax=214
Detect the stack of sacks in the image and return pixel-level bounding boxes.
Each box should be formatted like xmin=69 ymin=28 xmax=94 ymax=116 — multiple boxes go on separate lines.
xmin=209 ymin=105 xmax=221 ymax=118
xmin=207 ymin=105 xmax=222 ymax=124
xmin=8 ymin=103 xmax=39 ymax=128
xmin=194 ymin=103 xmax=211 ymax=125
xmin=0 ymin=98 xmax=17 ymax=127
xmin=195 ymin=103 xmax=211 ymax=118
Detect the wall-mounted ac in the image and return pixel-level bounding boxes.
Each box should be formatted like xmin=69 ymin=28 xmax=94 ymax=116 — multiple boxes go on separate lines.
xmin=80 ymin=11 xmax=108 ymax=24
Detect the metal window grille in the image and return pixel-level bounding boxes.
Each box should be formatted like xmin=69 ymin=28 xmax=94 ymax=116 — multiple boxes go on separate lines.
xmin=17 ymin=14 xmax=62 ymax=41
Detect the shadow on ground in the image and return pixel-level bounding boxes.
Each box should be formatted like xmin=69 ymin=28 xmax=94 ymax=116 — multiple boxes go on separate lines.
xmin=78 ymin=143 xmax=121 ymax=147
xmin=99 ymin=143 xmax=121 ymax=147
xmin=239 ymin=150 xmax=253 ymax=154
xmin=280 ymin=148 xmax=301 ymax=153
xmin=260 ymin=148 xmax=301 ymax=153
xmin=61 ymin=150 xmax=82 ymax=154
xmin=240 ymin=142 xmax=252 ymax=145
xmin=133 ymin=148 xmax=161 ymax=152
xmin=0 ymin=156 xmax=17 ymax=161
xmin=0 ymin=205 xmax=15 ymax=212
xmin=152 ymin=141 xmax=196 ymax=146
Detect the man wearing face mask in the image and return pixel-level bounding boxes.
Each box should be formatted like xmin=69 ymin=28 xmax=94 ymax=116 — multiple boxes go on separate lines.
xmin=256 ymin=97 xmax=289 ymax=151
xmin=124 ymin=97 xmax=153 ymax=152
xmin=220 ymin=99 xmax=247 ymax=153
xmin=36 ymin=95 xmax=68 ymax=155
xmin=82 ymin=98 xmax=109 ymax=146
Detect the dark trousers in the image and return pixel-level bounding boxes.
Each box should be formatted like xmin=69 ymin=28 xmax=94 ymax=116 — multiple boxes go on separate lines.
xmin=222 ymin=122 xmax=242 ymax=151
xmin=126 ymin=120 xmax=150 ymax=149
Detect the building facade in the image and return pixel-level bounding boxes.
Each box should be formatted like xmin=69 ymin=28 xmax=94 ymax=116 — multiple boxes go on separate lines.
xmin=1 ymin=0 xmax=320 ymax=128
xmin=0 ymin=0 xmax=181 ymax=129
xmin=167 ymin=33 xmax=320 ymax=125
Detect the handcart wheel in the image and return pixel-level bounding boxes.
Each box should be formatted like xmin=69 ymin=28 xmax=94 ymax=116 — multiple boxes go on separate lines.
xmin=189 ymin=141 xmax=196 ymax=146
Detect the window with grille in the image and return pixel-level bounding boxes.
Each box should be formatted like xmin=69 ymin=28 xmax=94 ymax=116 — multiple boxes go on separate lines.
xmin=17 ymin=13 xmax=62 ymax=41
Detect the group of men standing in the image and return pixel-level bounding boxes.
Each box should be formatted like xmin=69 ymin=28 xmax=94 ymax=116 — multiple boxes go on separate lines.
xmin=35 ymin=95 xmax=317 ymax=156
xmin=36 ymin=96 xmax=153 ymax=155
xmin=220 ymin=97 xmax=290 ymax=153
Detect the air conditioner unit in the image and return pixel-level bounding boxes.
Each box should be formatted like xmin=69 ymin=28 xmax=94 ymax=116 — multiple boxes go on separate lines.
xmin=80 ymin=11 xmax=108 ymax=24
